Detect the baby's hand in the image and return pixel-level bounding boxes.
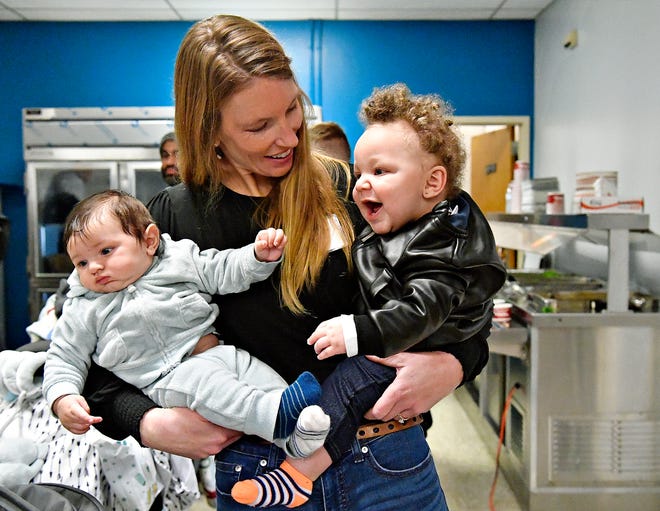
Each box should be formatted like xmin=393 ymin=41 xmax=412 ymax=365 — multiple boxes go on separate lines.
xmin=307 ymin=317 xmax=347 ymax=360
xmin=53 ymin=394 xmax=103 ymax=435
xmin=254 ymin=228 xmax=287 ymax=262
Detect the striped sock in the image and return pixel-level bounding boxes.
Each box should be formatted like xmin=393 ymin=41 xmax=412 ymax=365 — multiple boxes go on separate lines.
xmin=274 ymin=371 xmax=321 ymax=439
xmin=285 ymin=405 xmax=330 ymax=458
xmin=231 ymin=460 xmax=312 ymax=508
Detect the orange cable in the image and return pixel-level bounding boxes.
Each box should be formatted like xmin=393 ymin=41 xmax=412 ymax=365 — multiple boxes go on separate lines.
xmin=488 ymin=382 xmax=521 ymax=511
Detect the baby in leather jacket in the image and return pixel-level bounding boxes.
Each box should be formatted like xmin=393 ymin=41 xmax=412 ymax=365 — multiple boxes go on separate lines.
xmin=232 ymin=83 xmax=507 ymax=508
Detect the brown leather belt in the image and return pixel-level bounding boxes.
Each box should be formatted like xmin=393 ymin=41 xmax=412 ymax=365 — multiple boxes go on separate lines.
xmin=356 ymin=414 xmax=424 ymax=440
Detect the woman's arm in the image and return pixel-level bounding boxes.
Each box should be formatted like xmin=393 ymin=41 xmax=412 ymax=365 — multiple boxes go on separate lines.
xmin=83 ymin=362 xmax=242 ymax=457
xmin=140 ymin=407 xmax=243 ymax=458
xmin=363 ymin=351 xmax=463 ymax=422
xmin=82 ymin=362 xmax=158 ymax=442
xmin=363 ymin=325 xmax=490 ymax=421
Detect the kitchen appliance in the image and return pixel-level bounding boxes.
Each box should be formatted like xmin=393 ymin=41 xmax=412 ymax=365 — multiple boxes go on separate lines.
xmin=461 ymin=212 xmax=660 ymax=511
xmin=23 ymin=106 xmax=174 ymax=320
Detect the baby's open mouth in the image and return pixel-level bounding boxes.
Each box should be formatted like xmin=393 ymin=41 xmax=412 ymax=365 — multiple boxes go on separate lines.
xmin=364 ymin=200 xmax=382 ymax=215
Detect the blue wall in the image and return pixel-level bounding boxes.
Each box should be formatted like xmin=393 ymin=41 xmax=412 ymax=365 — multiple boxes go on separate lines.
xmin=0 ymin=19 xmax=533 ymax=348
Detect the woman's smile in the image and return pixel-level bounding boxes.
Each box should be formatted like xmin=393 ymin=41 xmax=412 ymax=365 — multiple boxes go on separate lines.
xmin=217 ymin=77 xmax=303 ymax=184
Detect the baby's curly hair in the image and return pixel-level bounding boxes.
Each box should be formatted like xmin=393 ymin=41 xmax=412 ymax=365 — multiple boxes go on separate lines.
xmin=360 ymin=83 xmax=465 ymax=198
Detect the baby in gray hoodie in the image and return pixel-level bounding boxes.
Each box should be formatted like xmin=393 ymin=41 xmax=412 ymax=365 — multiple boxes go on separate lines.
xmin=43 ymin=190 xmax=329 ymax=459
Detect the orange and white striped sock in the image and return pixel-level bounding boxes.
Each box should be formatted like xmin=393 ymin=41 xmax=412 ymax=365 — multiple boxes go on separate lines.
xmin=231 ymin=460 xmax=312 ymax=508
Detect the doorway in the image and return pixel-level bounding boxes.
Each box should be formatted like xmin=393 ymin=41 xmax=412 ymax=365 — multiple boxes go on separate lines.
xmin=457 ymin=116 xmax=530 ymax=269
xmin=456 ymin=116 xmax=530 ymax=211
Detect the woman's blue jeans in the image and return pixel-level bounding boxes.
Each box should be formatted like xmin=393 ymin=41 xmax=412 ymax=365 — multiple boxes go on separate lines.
xmin=214 ymin=424 xmax=449 ymax=510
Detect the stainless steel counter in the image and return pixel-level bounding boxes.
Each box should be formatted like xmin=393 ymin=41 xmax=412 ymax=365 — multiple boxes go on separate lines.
xmin=463 ymin=308 xmax=660 ymax=511
xmin=488 ymin=319 xmax=528 ymax=359
xmin=488 ymin=212 xmax=651 ymax=312
xmin=458 ymin=213 xmax=660 ymax=510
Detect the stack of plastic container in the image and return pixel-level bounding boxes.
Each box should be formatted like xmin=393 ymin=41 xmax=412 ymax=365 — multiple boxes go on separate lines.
xmin=521 ymin=177 xmax=560 ymax=213
xmin=505 ymin=161 xmax=529 ymax=213
xmin=573 ymin=171 xmax=618 ymax=212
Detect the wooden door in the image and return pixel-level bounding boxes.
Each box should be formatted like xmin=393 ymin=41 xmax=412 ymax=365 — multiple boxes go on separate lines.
xmin=469 ymin=127 xmax=515 ymax=214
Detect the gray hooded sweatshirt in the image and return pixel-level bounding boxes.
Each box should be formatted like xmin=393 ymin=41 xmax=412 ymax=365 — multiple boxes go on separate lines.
xmin=43 ymin=234 xmax=278 ymax=409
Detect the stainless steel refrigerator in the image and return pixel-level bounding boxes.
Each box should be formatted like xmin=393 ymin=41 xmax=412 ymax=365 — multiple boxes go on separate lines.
xmin=23 ymin=106 xmax=174 ymax=320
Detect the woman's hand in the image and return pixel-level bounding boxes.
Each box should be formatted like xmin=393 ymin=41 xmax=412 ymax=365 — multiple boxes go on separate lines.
xmin=140 ymin=407 xmax=243 ymax=458
xmin=363 ymin=351 xmax=463 ymax=422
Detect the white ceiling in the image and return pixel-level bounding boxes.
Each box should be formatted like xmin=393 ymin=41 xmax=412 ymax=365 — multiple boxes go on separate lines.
xmin=0 ymin=0 xmax=554 ymax=22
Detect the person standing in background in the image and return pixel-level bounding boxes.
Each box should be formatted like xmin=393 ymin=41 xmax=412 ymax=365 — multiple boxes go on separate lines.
xmin=309 ymin=121 xmax=351 ymax=163
xmin=159 ymin=132 xmax=180 ymax=186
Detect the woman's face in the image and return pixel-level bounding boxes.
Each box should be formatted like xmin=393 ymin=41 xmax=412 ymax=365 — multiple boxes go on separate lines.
xmin=216 ymin=77 xmax=304 ymax=179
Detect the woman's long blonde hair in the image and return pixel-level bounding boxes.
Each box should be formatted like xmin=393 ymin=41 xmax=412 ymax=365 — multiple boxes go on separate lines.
xmin=174 ymin=14 xmax=354 ymax=314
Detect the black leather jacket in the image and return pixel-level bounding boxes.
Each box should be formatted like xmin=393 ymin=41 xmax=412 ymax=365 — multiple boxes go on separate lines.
xmin=352 ymin=191 xmax=507 ymax=357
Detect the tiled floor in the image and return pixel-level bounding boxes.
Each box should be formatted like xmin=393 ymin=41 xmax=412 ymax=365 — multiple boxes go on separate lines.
xmin=190 ymin=391 xmax=523 ymax=511
xmin=428 ymin=390 xmax=523 ymax=511
xmin=190 ymin=494 xmax=215 ymax=510
xmin=190 ymin=489 xmax=215 ymax=510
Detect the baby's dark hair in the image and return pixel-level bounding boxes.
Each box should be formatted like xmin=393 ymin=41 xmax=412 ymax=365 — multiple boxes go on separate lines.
xmin=360 ymin=83 xmax=465 ymax=198
xmin=63 ymin=190 xmax=155 ymax=248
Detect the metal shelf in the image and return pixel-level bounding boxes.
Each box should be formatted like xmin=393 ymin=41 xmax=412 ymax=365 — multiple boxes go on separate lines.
xmin=487 ymin=212 xmax=651 ymax=312
xmin=487 ymin=212 xmax=649 ymax=231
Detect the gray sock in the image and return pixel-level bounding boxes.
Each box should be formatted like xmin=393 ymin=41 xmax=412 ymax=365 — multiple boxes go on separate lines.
xmin=285 ymin=405 xmax=330 ymax=458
